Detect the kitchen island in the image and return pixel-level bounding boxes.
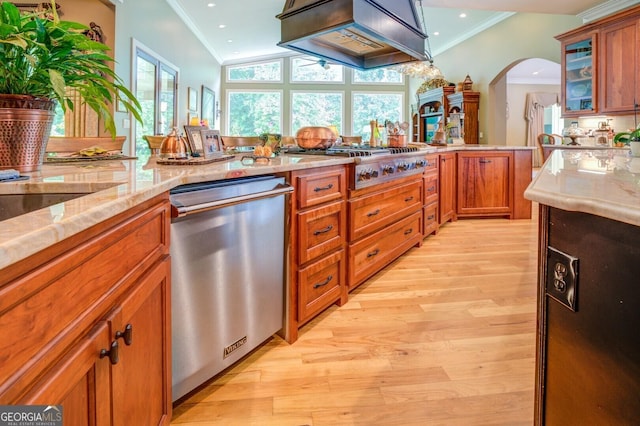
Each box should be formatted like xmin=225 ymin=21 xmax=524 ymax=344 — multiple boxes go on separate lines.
xmin=0 ymin=144 xmax=534 ymax=418
xmin=524 ymin=148 xmax=640 ymax=425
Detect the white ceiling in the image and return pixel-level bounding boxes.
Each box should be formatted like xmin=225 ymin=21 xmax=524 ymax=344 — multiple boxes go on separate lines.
xmin=167 ymin=0 xmax=636 ymax=74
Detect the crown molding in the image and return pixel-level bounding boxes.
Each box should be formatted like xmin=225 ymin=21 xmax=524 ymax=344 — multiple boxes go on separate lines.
xmin=578 ymin=0 xmax=640 ymax=22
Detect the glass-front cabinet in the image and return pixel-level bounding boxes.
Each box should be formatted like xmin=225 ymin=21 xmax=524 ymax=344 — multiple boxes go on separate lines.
xmin=560 ymin=33 xmax=597 ymax=116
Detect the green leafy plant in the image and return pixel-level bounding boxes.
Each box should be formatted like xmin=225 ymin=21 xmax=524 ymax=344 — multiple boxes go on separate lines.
xmin=0 ymin=0 xmax=141 ymax=136
xmin=613 ymin=129 xmax=640 ymax=146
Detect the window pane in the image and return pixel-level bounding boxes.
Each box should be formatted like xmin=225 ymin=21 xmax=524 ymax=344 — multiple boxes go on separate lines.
xmin=353 ymin=68 xmax=403 ymax=84
xmin=228 ymin=91 xmax=282 ymax=135
xmin=227 ymin=60 xmax=282 ymax=82
xmin=50 ymin=103 xmax=65 ymax=136
xmin=291 ymin=57 xmax=344 ymax=83
xmin=352 ymin=93 xmax=404 ymax=140
xmin=291 ymin=92 xmax=343 ymax=134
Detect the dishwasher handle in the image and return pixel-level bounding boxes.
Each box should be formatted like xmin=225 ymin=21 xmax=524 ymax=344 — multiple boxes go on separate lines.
xmin=172 ymin=183 xmax=293 ymax=218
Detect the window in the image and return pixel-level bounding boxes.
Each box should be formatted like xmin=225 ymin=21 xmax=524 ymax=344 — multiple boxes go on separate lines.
xmin=227 ymin=59 xmax=282 ymax=83
xmin=291 ymin=57 xmax=344 ymax=83
xmin=353 ymin=68 xmax=403 ymax=84
xmin=352 ymin=92 xmax=404 ymax=140
xmin=291 ymin=91 xmax=343 ymax=135
xmin=227 ymin=90 xmax=282 ymax=135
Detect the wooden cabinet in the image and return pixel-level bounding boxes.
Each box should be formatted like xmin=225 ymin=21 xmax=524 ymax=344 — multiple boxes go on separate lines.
xmin=457 ymin=151 xmax=512 ymax=217
xmin=447 ymin=91 xmax=480 ymax=144
xmin=558 ymin=32 xmax=597 ymax=116
xmin=600 ymin=17 xmax=640 ymax=114
xmin=0 ymin=194 xmax=172 ymax=424
xmin=438 ymin=152 xmax=456 ymax=225
xmin=289 ymin=165 xmax=347 ymax=341
xmin=455 ymin=150 xmax=532 ymax=219
xmin=556 ymin=5 xmax=640 ymax=116
xmin=422 ymin=153 xmax=439 ymax=237
xmin=347 ymin=176 xmax=423 ymax=290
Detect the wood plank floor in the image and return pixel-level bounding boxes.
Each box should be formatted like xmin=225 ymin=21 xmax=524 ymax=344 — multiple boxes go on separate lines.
xmin=171 ymin=209 xmax=539 ymax=426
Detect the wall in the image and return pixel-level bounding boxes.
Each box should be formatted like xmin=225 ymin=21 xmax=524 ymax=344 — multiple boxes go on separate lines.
xmin=111 ymin=0 xmax=221 ymax=152
xmin=410 ymin=13 xmax=583 ymax=144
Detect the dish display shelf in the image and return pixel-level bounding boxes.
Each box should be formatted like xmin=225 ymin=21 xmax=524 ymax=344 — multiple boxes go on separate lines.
xmin=562 ymin=35 xmax=596 ymax=116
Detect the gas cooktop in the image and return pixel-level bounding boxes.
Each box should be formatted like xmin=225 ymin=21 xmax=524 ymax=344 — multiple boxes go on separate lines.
xmin=286 ymin=145 xmax=419 ymax=157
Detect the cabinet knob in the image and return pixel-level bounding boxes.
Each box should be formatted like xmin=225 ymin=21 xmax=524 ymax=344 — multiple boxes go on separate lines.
xmin=100 ymin=340 xmax=119 ymax=365
xmin=115 ymin=323 xmax=133 ymax=346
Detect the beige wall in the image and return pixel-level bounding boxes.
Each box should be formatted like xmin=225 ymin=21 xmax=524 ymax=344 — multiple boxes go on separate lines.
xmin=507 ymin=84 xmax=561 ymax=147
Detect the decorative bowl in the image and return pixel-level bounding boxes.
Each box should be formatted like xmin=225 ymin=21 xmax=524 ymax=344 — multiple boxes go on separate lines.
xmin=295 ymin=126 xmax=336 ymax=149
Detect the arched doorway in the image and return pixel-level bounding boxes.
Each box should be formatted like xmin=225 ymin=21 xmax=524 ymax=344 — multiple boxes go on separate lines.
xmin=488 ymin=58 xmax=560 ymax=164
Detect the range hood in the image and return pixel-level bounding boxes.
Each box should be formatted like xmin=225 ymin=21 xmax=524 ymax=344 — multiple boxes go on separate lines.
xmin=277 ymin=0 xmax=429 ymax=70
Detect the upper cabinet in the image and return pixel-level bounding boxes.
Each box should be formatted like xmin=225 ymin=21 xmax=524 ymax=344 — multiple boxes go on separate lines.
xmin=560 ymin=33 xmax=597 ymax=116
xmin=600 ymin=17 xmax=640 ymax=114
xmin=556 ymin=5 xmax=640 ymax=117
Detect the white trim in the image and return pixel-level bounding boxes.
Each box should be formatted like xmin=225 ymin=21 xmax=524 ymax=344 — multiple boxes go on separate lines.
xmin=164 ymin=0 xmax=223 ymax=63
xmin=579 ymin=0 xmax=640 ymax=23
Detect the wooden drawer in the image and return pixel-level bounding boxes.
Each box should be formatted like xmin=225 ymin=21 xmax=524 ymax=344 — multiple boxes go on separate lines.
xmin=423 ymin=174 xmax=438 ymax=206
xmin=298 ymin=249 xmax=345 ymax=324
xmin=423 ymin=203 xmax=439 ymax=237
xmin=348 ymin=211 xmax=422 ymax=289
xmin=294 ymin=166 xmax=346 ymax=209
xmin=349 ymin=179 xmax=422 ymax=241
xmin=298 ymin=200 xmax=345 ymax=264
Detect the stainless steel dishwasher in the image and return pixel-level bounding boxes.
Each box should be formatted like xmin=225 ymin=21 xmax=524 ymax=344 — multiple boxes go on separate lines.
xmin=169 ymin=175 xmax=292 ymax=401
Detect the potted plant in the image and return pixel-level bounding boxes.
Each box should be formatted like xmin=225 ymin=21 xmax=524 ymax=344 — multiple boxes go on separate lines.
xmin=0 ymin=0 xmax=142 ymax=172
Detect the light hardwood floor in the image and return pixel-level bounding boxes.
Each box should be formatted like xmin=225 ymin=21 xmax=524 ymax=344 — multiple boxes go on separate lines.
xmin=172 ymin=210 xmax=539 ymax=426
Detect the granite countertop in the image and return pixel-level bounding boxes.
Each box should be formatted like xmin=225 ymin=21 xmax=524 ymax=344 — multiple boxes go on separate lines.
xmin=0 ymin=144 xmax=536 ymax=270
xmin=525 ymin=148 xmax=640 ymax=226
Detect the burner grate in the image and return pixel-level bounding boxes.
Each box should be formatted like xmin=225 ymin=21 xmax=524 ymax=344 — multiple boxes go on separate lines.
xmin=387 ymin=146 xmax=418 ymax=154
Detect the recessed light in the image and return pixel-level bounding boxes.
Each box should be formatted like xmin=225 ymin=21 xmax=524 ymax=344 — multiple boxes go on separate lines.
xmin=227 ymin=39 xmax=233 ymax=43
xmin=433 ymin=31 xmax=440 ymax=36
xmin=219 ymin=24 xmax=226 ymax=29
xmin=207 ymin=3 xmax=215 ymax=7
xmin=459 ymin=13 xmax=467 ymax=18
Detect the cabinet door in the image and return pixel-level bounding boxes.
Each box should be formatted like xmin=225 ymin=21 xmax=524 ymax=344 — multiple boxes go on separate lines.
xmin=560 ymin=32 xmax=597 ymax=116
xmin=438 ymin=153 xmax=456 ymax=225
xmin=600 ymin=19 xmax=640 ymax=114
xmin=109 ymin=257 xmax=171 ymax=426
xmin=20 ymin=322 xmax=112 ymax=426
xmin=457 ymin=152 xmax=512 ymax=217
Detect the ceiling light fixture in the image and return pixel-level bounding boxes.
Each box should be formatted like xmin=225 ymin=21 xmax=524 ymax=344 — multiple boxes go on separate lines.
xmin=393 ymin=0 xmax=445 ymax=89
xmin=207 ymin=3 xmax=215 ymax=7
xmin=219 ymin=24 xmax=226 ymax=29
xmin=459 ymin=13 xmax=467 ymax=18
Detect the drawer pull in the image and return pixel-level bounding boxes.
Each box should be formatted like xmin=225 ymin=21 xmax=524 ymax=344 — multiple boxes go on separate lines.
xmin=367 ymin=248 xmax=380 ymax=258
xmin=367 ymin=209 xmax=380 ymax=217
xmin=404 ymin=228 xmax=413 ymax=235
xmin=427 ymin=214 xmax=435 ymax=220
xmin=115 ymin=323 xmax=133 ymax=346
xmin=479 ymin=159 xmax=492 ymax=164
xmin=314 ymin=183 xmax=334 ymax=192
xmin=426 ymin=186 xmax=436 ymax=192
xmin=313 ymin=225 xmax=334 ymax=236
xmin=313 ymin=275 xmax=333 ymax=289
xmin=405 ymin=196 xmax=414 ymax=202
xmin=100 ymin=340 xmax=119 ymax=365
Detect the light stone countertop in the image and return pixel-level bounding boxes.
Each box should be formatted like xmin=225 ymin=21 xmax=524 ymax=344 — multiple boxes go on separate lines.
xmin=525 ymin=148 xmax=640 ymax=226
xmin=0 ymin=144 xmax=536 ymax=270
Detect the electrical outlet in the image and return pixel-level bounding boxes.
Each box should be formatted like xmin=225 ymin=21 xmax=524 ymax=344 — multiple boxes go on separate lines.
xmin=546 ymin=246 xmax=579 ymax=311
xmin=479 ymin=131 xmax=483 ymax=138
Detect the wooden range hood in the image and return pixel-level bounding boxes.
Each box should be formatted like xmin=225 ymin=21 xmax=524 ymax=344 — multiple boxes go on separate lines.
xmin=277 ymin=0 xmax=429 ymax=70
